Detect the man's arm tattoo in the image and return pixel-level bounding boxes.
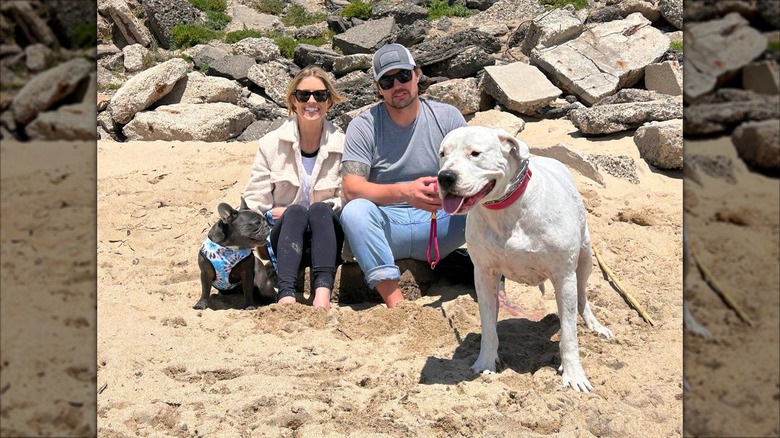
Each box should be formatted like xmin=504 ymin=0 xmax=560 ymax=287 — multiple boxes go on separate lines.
xmin=342 ymin=161 xmax=370 ymax=178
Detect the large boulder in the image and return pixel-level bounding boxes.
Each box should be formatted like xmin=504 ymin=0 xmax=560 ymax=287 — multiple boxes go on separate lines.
xmin=481 ymin=62 xmax=561 ymax=115
xmin=123 ymin=102 xmax=255 ymax=141
xmin=531 ymin=13 xmax=669 ymax=105
xmin=141 ymin=0 xmax=202 ymax=49
xmin=108 ymin=57 xmax=191 ymax=125
xmin=633 ymin=119 xmax=683 ymax=170
xmin=11 ymin=58 xmax=92 ymax=124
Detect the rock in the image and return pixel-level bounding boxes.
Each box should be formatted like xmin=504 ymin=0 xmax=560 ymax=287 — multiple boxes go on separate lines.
xmin=531 ymin=143 xmax=605 ymax=186
xmin=658 ymin=0 xmax=682 ymax=29
xmin=684 ymin=89 xmax=779 ymax=135
xmin=224 ymin=4 xmax=277 ymax=33
xmin=644 ymin=61 xmax=683 ymax=96
xmin=123 ymin=102 xmax=255 ymax=141
xmin=425 ymin=78 xmax=480 ymax=116
xmin=25 ymin=103 xmax=96 ymax=140
xmin=42 ymin=0 xmax=97 ymax=49
xmin=732 ymin=119 xmax=780 ymax=170
xmin=412 ymin=28 xmax=501 ymax=68
xmin=102 ymin=0 xmax=153 ymax=47
xmin=427 ymin=46 xmax=495 ymax=79
xmin=742 ymin=61 xmax=779 ymax=95
xmin=25 ymin=43 xmax=52 ymax=72
xmin=207 ymin=55 xmax=257 ymax=83
xmin=532 ymin=13 xmax=669 ymax=105
xmin=186 ymin=44 xmax=230 ymax=70
xmin=108 ymin=57 xmax=191 ymax=125
xmin=569 ymin=93 xmax=682 ymax=135
xmin=247 ymin=61 xmax=294 ymax=107
xmin=293 ymin=44 xmax=339 ymax=71
xmin=0 ymin=0 xmax=56 ymax=46
xmin=156 ymin=72 xmax=242 ymax=106
xmin=633 ymin=119 xmax=683 ymax=170
xmin=466 ymin=109 xmax=526 ymax=135
xmin=332 ymin=17 xmax=396 ymax=55
xmin=521 ymin=7 xmax=583 ymax=55
xmin=333 ymin=54 xmax=373 ymax=76
xmin=232 ymin=38 xmax=280 ymax=63
xmin=141 ymin=0 xmax=202 ymax=49
xmin=481 ymin=62 xmax=561 ymax=115
xmin=122 ymin=44 xmax=149 ymax=72
xmin=11 ymin=58 xmax=92 ymax=125
xmin=684 ymin=13 xmax=767 ymax=101
xmin=236 ymin=118 xmax=286 ymax=142
xmin=757 ymin=0 xmax=780 ymax=29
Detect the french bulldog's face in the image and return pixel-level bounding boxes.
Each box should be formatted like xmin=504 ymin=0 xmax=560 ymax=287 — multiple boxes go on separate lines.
xmin=211 ymin=200 xmax=270 ymax=248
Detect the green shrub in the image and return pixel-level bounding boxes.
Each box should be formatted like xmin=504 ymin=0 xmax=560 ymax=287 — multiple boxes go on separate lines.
xmin=253 ymin=0 xmax=285 ymax=15
xmin=669 ymin=41 xmax=683 ymax=52
xmin=170 ymin=24 xmax=222 ymax=49
xmin=539 ymin=0 xmax=588 ymax=10
xmin=341 ymin=0 xmax=372 ymax=20
xmin=428 ymin=0 xmax=474 ymax=20
xmin=274 ymin=35 xmax=298 ymax=58
xmin=768 ymin=41 xmax=780 ymax=52
xmin=282 ymin=4 xmax=326 ymax=27
xmin=204 ymin=10 xmax=231 ymax=30
xmin=73 ymin=23 xmax=97 ymax=49
xmin=188 ymin=0 xmax=227 ymax=13
xmin=224 ymin=28 xmax=264 ymax=43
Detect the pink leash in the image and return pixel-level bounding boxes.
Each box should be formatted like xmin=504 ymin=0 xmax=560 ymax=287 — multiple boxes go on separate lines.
xmin=427 ymin=211 xmax=439 ymax=269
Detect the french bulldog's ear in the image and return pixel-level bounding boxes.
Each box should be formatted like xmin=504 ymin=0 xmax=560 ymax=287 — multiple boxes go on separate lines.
xmin=496 ymin=129 xmax=529 ymax=161
xmin=217 ymin=203 xmax=237 ymax=223
xmin=239 ymin=197 xmax=249 ymax=211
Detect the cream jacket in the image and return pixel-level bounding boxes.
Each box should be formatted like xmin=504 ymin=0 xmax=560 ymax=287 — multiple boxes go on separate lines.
xmin=243 ymin=116 xmax=345 ymax=215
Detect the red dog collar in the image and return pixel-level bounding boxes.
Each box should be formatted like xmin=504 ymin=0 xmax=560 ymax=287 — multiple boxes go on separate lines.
xmin=483 ymin=167 xmax=532 ymax=210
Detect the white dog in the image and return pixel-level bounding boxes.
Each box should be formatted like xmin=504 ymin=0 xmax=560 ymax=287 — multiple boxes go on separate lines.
xmin=437 ymin=126 xmax=613 ymax=392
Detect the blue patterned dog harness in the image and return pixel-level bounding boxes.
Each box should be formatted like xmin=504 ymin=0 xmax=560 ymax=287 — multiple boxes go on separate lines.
xmin=199 ymin=237 xmax=253 ymax=291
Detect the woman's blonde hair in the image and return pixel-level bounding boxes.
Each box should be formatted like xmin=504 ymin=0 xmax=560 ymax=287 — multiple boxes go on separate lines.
xmin=285 ymin=66 xmax=345 ymax=116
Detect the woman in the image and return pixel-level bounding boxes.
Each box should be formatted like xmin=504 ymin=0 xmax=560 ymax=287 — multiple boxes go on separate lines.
xmin=243 ymin=66 xmax=346 ymax=309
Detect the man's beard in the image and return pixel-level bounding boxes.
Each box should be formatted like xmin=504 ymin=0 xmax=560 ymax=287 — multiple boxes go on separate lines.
xmin=386 ymin=88 xmax=417 ymax=110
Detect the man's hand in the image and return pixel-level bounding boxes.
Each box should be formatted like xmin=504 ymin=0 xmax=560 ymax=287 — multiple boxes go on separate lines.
xmin=403 ymin=176 xmax=441 ymax=212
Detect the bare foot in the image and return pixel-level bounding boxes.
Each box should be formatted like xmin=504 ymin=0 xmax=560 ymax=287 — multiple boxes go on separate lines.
xmin=312 ymin=287 xmax=331 ymax=310
xmin=278 ymin=296 xmax=296 ymax=305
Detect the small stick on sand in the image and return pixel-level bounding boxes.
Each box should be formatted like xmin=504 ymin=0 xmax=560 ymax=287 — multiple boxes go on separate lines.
xmin=593 ymin=245 xmax=655 ymax=326
xmin=689 ymin=243 xmax=754 ymax=327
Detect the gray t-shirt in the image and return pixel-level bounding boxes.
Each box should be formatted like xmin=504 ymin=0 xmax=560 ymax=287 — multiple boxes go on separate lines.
xmin=343 ymin=99 xmax=467 ymax=189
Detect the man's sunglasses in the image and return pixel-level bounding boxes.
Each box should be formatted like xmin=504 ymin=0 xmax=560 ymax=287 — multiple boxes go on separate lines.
xmin=294 ymin=89 xmax=330 ymax=103
xmin=377 ymin=69 xmax=413 ymax=90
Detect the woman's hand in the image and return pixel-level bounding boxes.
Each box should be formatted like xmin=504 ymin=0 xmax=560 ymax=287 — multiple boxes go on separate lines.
xmin=270 ymin=206 xmax=286 ymax=222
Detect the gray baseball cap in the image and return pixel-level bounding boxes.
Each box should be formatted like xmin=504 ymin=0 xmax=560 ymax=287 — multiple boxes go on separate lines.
xmin=372 ymin=43 xmax=416 ymax=81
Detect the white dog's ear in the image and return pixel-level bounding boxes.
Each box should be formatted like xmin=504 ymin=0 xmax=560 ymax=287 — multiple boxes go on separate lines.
xmin=495 ymin=129 xmax=529 ymax=161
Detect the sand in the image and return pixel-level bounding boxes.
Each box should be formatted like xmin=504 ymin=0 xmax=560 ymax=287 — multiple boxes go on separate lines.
xmin=92 ymin=118 xmax=687 ymax=437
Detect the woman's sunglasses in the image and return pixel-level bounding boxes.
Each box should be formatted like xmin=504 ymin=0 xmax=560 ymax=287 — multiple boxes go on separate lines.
xmin=294 ymin=89 xmax=330 ymax=103
xmin=377 ymin=70 xmax=413 ymax=90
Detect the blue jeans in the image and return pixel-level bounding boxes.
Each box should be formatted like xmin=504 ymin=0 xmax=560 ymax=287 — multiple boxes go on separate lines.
xmin=339 ymin=199 xmax=467 ymax=289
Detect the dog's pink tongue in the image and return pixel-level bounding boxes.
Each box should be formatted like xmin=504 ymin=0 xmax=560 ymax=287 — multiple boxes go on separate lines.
xmin=443 ymin=194 xmax=465 ymax=214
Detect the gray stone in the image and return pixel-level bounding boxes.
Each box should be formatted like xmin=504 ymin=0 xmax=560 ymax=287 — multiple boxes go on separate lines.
xmin=521 ymin=7 xmax=583 ymax=55
xmin=141 ymin=0 xmax=202 ymax=49
xmin=231 ymin=38 xmax=280 ymax=62
xmin=247 ymin=61 xmax=294 ymax=107
xmin=0 ymin=0 xmax=56 ymax=46
xmin=644 ymin=61 xmax=683 ymax=96
xmin=156 ymin=72 xmax=242 ymax=106
xmin=25 ymin=44 xmax=51 ymax=72
xmin=225 ymin=4 xmax=277 ymax=33
xmin=684 ymin=89 xmax=780 ymax=135
xmin=207 ymin=55 xmax=257 ymax=82
xmin=482 ymin=62 xmax=561 ymax=115
xmin=466 ymin=109 xmax=526 ymax=135
xmin=11 ymin=58 xmax=92 ymax=125
xmin=108 ymin=57 xmax=191 ymax=125
xmin=332 ymin=17 xmax=396 ymax=55
xmin=684 ymin=13 xmax=767 ymax=101
xmin=757 ymin=0 xmax=780 ymax=29
xmin=123 ymin=102 xmax=255 ymax=141
xmin=532 ymin=13 xmax=669 ymax=105
xmin=333 ymin=54 xmax=373 ymax=76
xmin=236 ymin=118 xmax=286 ymax=142
xmin=25 ymin=103 xmax=96 ymax=140
xmin=241 ymin=92 xmax=288 ymax=121
xmin=412 ymin=28 xmax=501 ymax=68
xmin=633 ymin=119 xmax=683 ymax=170
xmin=569 ymin=94 xmax=682 ymax=135
xmin=425 ymin=78 xmax=480 ymax=116
xmin=658 ymin=0 xmax=682 ymax=29
xmin=531 ymin=143 xmax=605 ymax=186
xmin=372 ymin=1 xmax=428 ymax=25
xmin=293 ymin=44 xmax=339 ymax=71
xmin=427 ymin=46 xmax=495 ymax=79
xmin=102 ymin=0 xmax=153 ymax=47
xmin=122 ymin=43 xmax=149 ymax=72
xmin=186 ymin=45 xmax=230 ymax=70
xmin=732 ymin=119 xmax=780 ymax=170
xmin=742 ymin=61 xmax=779 ymax=95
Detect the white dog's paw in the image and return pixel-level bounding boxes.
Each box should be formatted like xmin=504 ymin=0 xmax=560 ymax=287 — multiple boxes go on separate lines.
xmin=559 ymin=363 xmax=594 ymax=393
xmin=471 ymin=355 xmax=501 ymax=374
xmin=594 ymin=325 xmax=613 ymax=339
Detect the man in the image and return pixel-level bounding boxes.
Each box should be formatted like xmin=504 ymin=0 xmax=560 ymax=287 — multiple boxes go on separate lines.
xmin=339 ymin=43 xmax=469 ymax=308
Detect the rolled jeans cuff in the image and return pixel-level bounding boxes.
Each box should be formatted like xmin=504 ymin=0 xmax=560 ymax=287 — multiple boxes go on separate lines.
xmin=364 ymin=264 xmax=401 ymax=290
